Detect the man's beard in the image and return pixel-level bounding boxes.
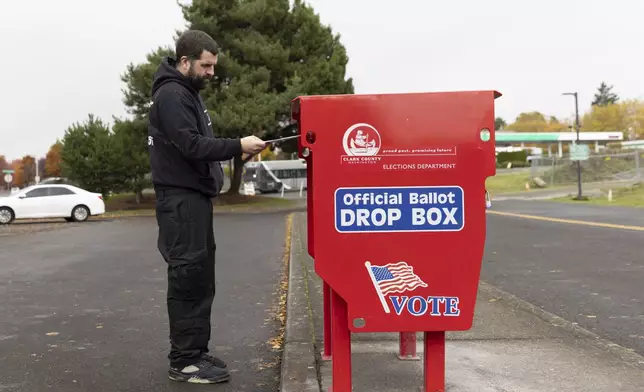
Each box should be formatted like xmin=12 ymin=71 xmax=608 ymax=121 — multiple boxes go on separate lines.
xmin=187 ymin=66 xmax=210 ymax=90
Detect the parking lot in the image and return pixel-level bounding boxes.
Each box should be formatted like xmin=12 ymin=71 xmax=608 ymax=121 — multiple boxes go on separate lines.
xmin=0 ymin=213 xmax=289 ymax=392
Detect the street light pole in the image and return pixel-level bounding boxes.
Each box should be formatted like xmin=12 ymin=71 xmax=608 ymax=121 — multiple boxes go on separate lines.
xmin=563 ymin=92 xmax=584 ymax=200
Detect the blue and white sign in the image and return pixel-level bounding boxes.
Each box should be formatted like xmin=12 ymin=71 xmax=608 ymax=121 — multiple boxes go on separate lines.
xmin=334 ymin=186 xmax=464 ymax=233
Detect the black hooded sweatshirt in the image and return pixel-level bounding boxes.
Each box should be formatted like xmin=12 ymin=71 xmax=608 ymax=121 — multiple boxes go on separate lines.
xmin=147 ymin=57 xmax=242 ymax=198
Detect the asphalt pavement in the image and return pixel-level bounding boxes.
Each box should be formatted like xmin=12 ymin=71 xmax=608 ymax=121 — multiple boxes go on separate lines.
xmin=0 ymin=213 xmax=289 ymax=392
xmin=491 ymin=199 xmax=644 ymax=227
xmin=485 ymin=200 xmax=644 ymax=356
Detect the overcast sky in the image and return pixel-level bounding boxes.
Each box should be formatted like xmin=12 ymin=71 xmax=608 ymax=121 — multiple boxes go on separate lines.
xmin=2 ymin=0 xmax=643 ymax=161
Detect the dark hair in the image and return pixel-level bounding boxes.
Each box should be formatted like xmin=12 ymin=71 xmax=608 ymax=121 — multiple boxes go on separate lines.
xmin=175 ymin=30 xmax=219 ymax=61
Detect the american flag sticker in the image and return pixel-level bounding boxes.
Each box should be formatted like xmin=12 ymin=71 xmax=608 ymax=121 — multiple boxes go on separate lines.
xmin=365 ymin=261 xmax=428 ymax=314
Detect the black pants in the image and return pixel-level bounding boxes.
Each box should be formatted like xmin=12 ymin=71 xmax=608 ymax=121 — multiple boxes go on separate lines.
xmin=155 ymin=188 xmax=216 ymax=368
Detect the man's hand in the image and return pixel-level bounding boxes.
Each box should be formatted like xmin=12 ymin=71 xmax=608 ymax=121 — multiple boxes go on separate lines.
xmin=241 ymin=136 xmax=266 ymax=155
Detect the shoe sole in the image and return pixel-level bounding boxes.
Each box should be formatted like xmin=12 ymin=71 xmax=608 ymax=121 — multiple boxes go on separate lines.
xmin=169 ymin=371 xmax=231 ymax=384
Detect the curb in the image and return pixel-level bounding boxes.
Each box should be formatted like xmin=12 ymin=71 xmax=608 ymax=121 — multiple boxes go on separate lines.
xmin=280 ymin=213 xmax=320 ymax=392
xmin=479 ymin=280 xmax=644 ymax=369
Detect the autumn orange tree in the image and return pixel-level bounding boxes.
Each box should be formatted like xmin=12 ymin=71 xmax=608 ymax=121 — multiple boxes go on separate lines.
xmin=505 ymin=112 xmax=571 ymax=132
xmin=0 ymin=155 xmax=9 ymax=188
xmin=503 ymin=81 xmax=642 ymax=141
xmin=45 ymin=141 xmax=63 ymax=177
xmin=582 ymin=99 xmax=644 ymax=139
xmin=577 ymin=82 xmax=644 ymax=139
xmin=9 ymin=160 xmax=22 ymax=186
xmin=8 ymin=156 xmax=36 ymax=187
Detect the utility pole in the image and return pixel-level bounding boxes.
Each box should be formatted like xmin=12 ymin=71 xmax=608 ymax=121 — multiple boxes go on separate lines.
xmin=562 ymin=92 xmax=585 ymax=200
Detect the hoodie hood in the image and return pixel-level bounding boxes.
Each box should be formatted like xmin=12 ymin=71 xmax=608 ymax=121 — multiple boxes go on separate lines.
xmin=151 ymin=57 xmax=198 ymax=96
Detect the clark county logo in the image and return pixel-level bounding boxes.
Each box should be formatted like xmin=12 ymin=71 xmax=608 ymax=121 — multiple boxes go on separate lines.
xmin=342 ymin=123 xmax=381 ymax=157
xmin=365 ymin=260 xmax=460 ymax=317
xmin=340 ymin=122 xmax=458 ymax=166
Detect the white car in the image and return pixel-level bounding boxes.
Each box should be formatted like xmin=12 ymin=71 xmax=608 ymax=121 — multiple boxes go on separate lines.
xmin=0 ymin=184 xmax=105 ymax=225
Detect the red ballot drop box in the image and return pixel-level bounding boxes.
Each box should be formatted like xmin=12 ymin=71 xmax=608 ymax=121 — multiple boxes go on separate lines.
xmin=292 ymin=90 xmax=500 ymax=391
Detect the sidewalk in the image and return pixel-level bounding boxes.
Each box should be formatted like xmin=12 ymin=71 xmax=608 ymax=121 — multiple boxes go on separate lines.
xmin=280 ymin=212 xmax=644 ymax=392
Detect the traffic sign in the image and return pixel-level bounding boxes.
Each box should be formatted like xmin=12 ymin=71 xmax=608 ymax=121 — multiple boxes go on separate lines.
xmin=4 ymin=174 xmax=13 ymax=184
xmin=570 ymin=144 xmax=590 ymax=161
xmin=2 ymin=169 xmax=15 ymax=174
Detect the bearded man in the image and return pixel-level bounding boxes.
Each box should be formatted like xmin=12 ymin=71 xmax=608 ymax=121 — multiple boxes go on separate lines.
xmin=147 ymin=29 xmax=266 ymax=384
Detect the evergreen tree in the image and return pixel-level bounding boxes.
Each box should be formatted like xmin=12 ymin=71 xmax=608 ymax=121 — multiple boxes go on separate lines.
xmin=111 ymin=117 xmax=151 ymax=203
xmin=120 ymin=0 xmax=353 ymax=194
xmin=121 ymin=48 xmax=175 ymax=118
xmin=494 ymin=117 xmax=506 ymax=130
xmin=60 ymin=115 xmax=124 ymax=197
xmin=591 ymin=82 xmax=619 ymax=107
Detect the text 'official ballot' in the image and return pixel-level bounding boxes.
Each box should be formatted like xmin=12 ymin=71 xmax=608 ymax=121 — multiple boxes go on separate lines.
xmin=334 ymin=186 xmax=464 ymax=233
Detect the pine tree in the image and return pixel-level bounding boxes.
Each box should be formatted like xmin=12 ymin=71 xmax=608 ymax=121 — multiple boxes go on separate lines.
xmin=120 ymin=0 xmax=353 ymax=194
xmin=591 ymin=82 xmax=619 ymax=107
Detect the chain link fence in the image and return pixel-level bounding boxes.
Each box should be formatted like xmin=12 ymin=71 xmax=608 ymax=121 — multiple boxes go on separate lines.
xmin=528 ymin=150 xmax=643 ymax=188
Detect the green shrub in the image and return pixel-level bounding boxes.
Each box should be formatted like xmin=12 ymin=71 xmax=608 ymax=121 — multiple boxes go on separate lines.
xmin=497 ymin=151 xmax=528 ymax=165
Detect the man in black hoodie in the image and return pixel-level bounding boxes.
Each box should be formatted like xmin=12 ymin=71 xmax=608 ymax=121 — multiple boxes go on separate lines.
xmin=148 ymin=30 xmax=266 ymax=384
